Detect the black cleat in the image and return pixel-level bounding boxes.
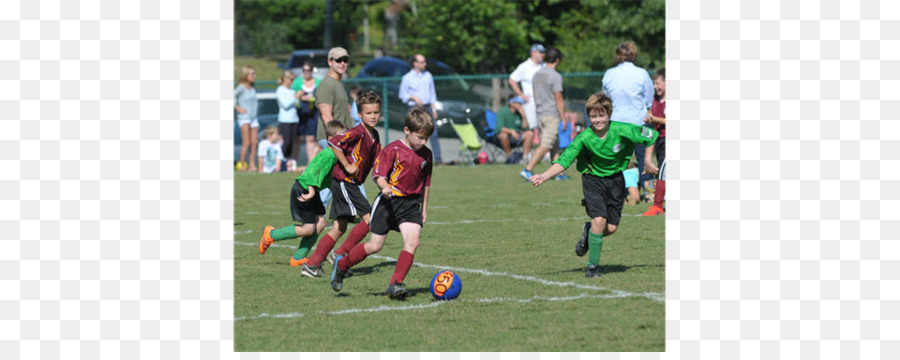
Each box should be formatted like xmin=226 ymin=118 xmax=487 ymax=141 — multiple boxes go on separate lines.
xmin=385 ymin=283 xmax=409 ymax=300
xmin=585 ymin=264 xmax=602 ymax=278
xmin=576 ymin=222 xmax=591 ymax=257
xmin=301 ymin=263 xmax=323 ymax=278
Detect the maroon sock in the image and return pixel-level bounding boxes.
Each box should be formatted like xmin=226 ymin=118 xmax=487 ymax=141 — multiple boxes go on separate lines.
xmin=339 ymin=243 xmax=369 ymax=272
xmin=654 ymin=180 xmax=665 ymax=208
xmin=335 ymin=222 xmax=369 ymax=256
xmin=308 ymin=234 xmax=335 ymax=266
xmin=390 ymin=250 xmax=414 ymax=285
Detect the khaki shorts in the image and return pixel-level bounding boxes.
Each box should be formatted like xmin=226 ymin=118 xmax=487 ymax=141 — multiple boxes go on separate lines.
xmin=538 ymin=114 xmax=560 ymax=149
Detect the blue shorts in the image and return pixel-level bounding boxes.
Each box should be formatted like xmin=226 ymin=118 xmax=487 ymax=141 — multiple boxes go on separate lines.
xmin=623 ymin=167 xmax=639 ymax=188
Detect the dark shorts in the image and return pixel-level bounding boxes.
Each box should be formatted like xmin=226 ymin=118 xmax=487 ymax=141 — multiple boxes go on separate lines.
xmin=581 ymin=172 xmax=626 ymax=226
xmin=329 ymin=180 xmax=372 ymax=220
xmin=369 ymin=194 xmax=424 ymax=235
xmin=655 ymin=136 xmax=666 ymax=165
xmin=290 ymin=180 xmax=326 ymax=224
xmin=298 ymin=112 xmax=318 ymax=137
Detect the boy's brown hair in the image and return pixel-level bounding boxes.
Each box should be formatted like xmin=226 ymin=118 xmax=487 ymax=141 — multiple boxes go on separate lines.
xmin=356 ymin=90 xmax=381 ymax=109
xmin=325 ymin=120 xmax=348 ymax=138
xmin=614 ymin=41 xmax=638 ymax=64
xmin=404 ymin=106 xmax=434 ymax=137
xmin=585 ymin=91 xmax=613 ymax=117
xmin=263 ymin=125 xmax=280 ymax=138
xmin=653 ymin=67 xmax=665 ymax=81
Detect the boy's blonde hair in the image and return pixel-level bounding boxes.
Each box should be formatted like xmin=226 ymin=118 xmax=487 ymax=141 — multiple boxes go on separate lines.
xmin=325 ymin=120 xmax=348 ymax=138
xmin=238 ymin=65 xmax=256 ymax=84
xmin=405 ymin=106 xmax=434 ymax=137
xmin=585 ymin=91 xmax=613 ymax=117
xmin=263 ymin=125 xmax=279 ymax=138
xmin=614 ymin=41 xmax=638 ymax=64
xmin=356 ymin=90 xmax=381 ymax=109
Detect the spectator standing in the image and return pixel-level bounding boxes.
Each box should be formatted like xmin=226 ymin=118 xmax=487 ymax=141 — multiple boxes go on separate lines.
xmin=508 ymin=44 xmax=545 ymax=163
xmin=519 ymin=48 xmax=569 ymax=181
xmin=399 ymin=54 xmax=441 ymax=164
xmin=316 ymin=47 xmax=354 ymax=142
xmin=234 ymin=65 xmax=259 ymax=172
xmin=276 ymin=70 xmax=302 ymax=165
xmin=291 ymin=61 xmax=322 ymax=164
xmin=601 ymin=41 xmax=654 ymax=186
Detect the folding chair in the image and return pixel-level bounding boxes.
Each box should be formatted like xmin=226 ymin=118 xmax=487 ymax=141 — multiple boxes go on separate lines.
xmin=449 ymin=117 xmax=484 ymax=165
xmin=483 ymin=109 xmax=525 ymax=163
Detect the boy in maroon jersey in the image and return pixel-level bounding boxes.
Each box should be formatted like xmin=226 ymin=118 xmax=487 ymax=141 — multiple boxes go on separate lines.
xmin=330 ymin=106 xmax=434 ymax=300
xmin=301 ymin=91 xmax=383 ymax=278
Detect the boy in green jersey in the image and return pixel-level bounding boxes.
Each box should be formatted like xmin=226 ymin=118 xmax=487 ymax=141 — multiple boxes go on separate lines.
xmin=258 ymin=120 xmax=349 ymax=268
xmin=530 ymin=91 xmax=659 ymax=278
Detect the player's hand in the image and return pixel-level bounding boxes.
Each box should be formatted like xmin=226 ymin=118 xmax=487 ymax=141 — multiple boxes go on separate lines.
xmin=381 ymin=187 xmax=394 ymax=198
xmin=345 ymin=164 xmax=359 ymax=176
xmin=643 ymin=162 xmax=659 ymax=175
xmin=529 ymin=174 xmax=547 ymax=187
xmin=561 ymin=121 xmax=568 ymax=132
xmin=297 ymin=193 xmax=313 ymax=202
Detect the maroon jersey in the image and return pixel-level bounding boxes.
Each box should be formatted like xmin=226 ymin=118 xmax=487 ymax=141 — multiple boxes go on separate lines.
xmin=651 ymin=97 xmax=665 ymax=138
xmin=373 ymin=139 xmax=433 ymax=197
xmin=328 ymin=125 xmax=382 ymax=185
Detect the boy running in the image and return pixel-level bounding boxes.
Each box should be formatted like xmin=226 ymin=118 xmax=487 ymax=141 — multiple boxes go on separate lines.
xmin=302 ymin=91 xmax=383 ymax=278
xmin=529 ymin=91 xmax=658 ymax=278
xmin=330 ymin=106 xmax=434 ymax=300
xmin=257 ymin=121 xmax=349 ymax=267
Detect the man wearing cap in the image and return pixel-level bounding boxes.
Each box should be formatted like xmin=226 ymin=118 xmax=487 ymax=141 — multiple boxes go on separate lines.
xmin=495 ymin=95 xmax=533 ymax=164
xmin=399 ymin=53 xmax=442 ymax=164
xmin=508 ymin=44 xmax=545 ymax=163
xmin=315 ymin=47 xmax=354 ymax=141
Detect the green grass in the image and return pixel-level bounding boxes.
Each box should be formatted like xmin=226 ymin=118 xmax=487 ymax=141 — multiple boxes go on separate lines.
xmin=234 ymin=164 xmax=665 ymax=352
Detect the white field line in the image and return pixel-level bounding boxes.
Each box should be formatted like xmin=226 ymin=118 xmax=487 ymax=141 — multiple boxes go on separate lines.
xmin=235 ymin=292 xmax=642 ymax=321
xmin=234 ymin=241 xmax=664 ymax=303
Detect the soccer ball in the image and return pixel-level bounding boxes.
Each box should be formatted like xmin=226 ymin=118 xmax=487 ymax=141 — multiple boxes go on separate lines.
xmin=430 ymin=270 xmax=462 ymax=300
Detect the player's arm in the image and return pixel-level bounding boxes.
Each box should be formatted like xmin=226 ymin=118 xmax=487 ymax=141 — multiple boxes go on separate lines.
xmin=298 ymin=185 xmax=317 ymax=202
xmin=330 ymin=142 xmax=358 ymax=176
xmin=555 ymin=91 xmax=567 ymax=131
xmin=644 ymin=143 xmax=659 ymax=175
xmin=421 ymin=187 xmax=430 ymax=224
xmin=530 ymin=163 xmax=566 ymax=187
xmin=375 ymin=176 xmax=393 ymax=198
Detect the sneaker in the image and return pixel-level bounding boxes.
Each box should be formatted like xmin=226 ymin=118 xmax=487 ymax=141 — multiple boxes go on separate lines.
xmin=642 ymin=205 xmax=664 ymax=216
xmin=289 ymin=257 xmax=308 ymax=267
xmin=519 ymin=168 xmax=533 ymax=181
xmin=576 ymin=222 xmax=590 ymax=257
xmin=258 ymin=226 xmax=275 ymax=255
xmin=330 ymin=255 xmax=346 ymax=292
xmin=585 ymin=264 xmax=602 ymax=278
xmin=555 ymin=173 xmax=570 ymax=180
xmin=301 ymin=263 xmax=323 ymax=278
xmin=386 ymin=283 xmax=409 ymax=300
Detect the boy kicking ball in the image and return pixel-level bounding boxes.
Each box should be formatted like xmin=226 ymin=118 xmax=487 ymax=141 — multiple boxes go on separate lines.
xmin=529 ymin=91 xmax=658 ymax=278
xmin=330 ymin=106 xmax=434 ymax=300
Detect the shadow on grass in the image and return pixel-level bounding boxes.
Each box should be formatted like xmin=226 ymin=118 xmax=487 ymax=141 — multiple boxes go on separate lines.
xmin=546 ymin=264 xmax=665 ymax=276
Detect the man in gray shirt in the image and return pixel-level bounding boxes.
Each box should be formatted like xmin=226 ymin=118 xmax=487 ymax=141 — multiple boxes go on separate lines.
xmin=316 ymin=47 xmax=354 ymax=141
xmin=520 ymin=48 xmax=568 ymax=181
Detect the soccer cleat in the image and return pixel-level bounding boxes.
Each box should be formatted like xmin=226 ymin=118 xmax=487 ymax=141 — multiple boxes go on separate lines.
xmin=386 ymin=283 xmax=409 ymax=300
xmin=258 ymin=226 xmax=275 ymax=254
xmin=519 ymin=168 xmax=533 ymax=181
xmin=555 ymin=173 xmax=570 ymax=181
xmin=330 ymin=255 xmax=346 ymax=292
xmin=289 ymin=257 xmax=308 ymax=267
xmin=301 ymin=263 xmax=323 ymax=278
xmin=326 ymin=250 xmax=336 ymax=265
xmin=642 ymin=205 xmax=664 ymax=216
xmin=585 ymin=264 xmax=602 ymax=278
xmin=576 ymin=222 xmax=591 ymax=257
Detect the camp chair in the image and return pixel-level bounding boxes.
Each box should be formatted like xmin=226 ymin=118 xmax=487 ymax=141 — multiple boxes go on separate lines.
xmin=449 ymin=117 xmax=484 ymax=165
xmin=483 ymin=109 xmax=525 ymax=163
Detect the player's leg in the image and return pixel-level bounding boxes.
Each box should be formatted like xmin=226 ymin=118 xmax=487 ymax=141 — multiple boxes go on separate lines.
xmin=334 ymin=212 xmax=371 ymax=257
xmin=290 ymin=216 xmax=328 ymax=266
xmin=331 ymin=183 xmax=372 ymax=258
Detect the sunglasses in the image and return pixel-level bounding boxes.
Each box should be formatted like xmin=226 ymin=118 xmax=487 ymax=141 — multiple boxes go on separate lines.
xmin=302 ymin=68 xmax=313 ymax=72
xmin=332 ymin=56 xmax=349 ymax=64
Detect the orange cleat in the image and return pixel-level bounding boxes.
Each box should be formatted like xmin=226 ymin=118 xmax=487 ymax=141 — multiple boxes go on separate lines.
xmin=289 ymin=257 xmax=309 ymax=267
xmin=258 ymin=226 xmax=275 ymax=254
xmin=642 ymin=205 xmax=664 ymax=216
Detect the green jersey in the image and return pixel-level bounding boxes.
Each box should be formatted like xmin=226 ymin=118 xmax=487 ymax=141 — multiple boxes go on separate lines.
xmin=553 ymin=122 xmax=658 ymax=177
xmin=296 ymin=148 xmax=337 ymax=191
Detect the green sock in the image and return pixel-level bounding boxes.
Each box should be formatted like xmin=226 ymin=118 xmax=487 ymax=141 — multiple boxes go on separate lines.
xmin=293 ymin=235 xmax=317 ymax=260
xmin=587 ymin=231 xmax=603 ymax=266
xmin=271 ymin=225 xmax=299 ymax=241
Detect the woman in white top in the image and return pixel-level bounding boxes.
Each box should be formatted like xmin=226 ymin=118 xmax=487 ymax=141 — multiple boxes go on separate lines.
xmin=276 ymin=70 xmax=303 ymax=165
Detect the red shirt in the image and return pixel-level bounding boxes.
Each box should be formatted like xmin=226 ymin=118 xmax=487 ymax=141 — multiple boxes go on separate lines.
xmin=651 ymin=97 xmax=665 ymax=138
xmin=328 ymin=125 xmax=382 ymax=185
xmin=373 ymin=140 xmax=433 ymax=197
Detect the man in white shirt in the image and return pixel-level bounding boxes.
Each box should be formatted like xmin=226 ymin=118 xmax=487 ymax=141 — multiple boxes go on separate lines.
xmin=508 ymin=44 xmax=545 ymax=163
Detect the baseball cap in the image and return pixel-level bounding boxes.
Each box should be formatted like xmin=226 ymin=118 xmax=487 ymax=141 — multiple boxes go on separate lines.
xmin=530 ymin=44 xmax=546 ymax=53
xmin=328 ymin=47 xmax=349 ymax=60
xmin=509 ymin=96 xmax=525 ymax=105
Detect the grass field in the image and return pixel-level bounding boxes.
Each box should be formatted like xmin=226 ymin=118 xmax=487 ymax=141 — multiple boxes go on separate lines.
xmin=234 ymin=163 xmax=665 ymax=352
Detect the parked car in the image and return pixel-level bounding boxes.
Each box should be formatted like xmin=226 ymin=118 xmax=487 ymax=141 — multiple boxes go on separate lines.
xmin=284 ymin=49 xmax=330 ymax=81
xmin=353 ymin=56 xmax=489 ymax=138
